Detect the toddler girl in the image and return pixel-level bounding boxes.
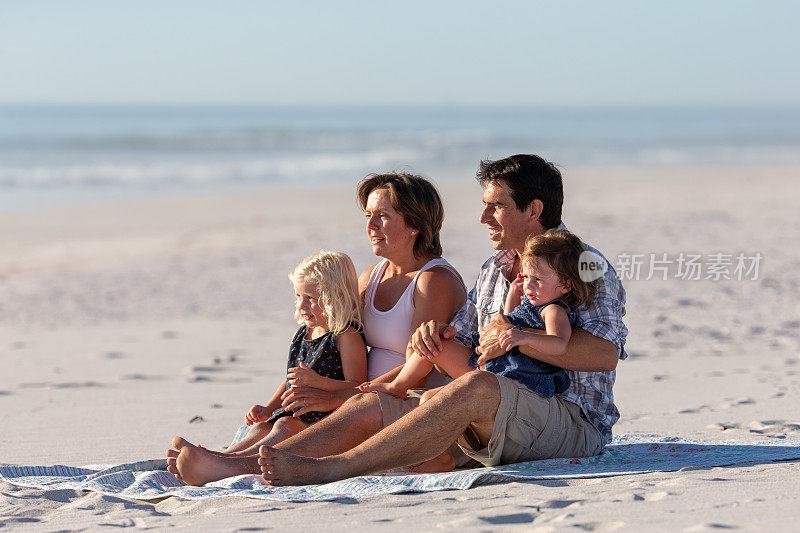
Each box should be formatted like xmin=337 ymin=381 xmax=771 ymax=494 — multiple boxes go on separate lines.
xmin=471 ymin=228 xmax=598 ymax=394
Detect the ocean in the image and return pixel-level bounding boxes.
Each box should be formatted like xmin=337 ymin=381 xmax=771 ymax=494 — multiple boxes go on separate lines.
xmin=1 ymin=105 xmax=799 ymax=211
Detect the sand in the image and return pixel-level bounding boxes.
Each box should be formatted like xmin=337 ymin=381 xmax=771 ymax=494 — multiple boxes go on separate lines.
xmin=1 ymin=164 xmax=799 ymax=531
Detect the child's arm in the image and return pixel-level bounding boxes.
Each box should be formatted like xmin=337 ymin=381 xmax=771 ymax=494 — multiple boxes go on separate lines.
xmin=497 ymin=304 xmax=572 ymax=359
xmin=286 ymin=329 xmax=367 ymax=392
xmin=504 ymin=274 xmax=524 ymax=315
xmin=245 ymin=380 xmax=287 ymax=425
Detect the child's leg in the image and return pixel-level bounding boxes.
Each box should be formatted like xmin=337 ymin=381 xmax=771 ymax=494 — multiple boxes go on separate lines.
xmin=359 ymin=352 xmax=434 ymax=399
xmin=408 ymin=388 xmax=455 ymax=473
xmin=221 ymin=421 xmax=274 ymax=455
xmin=231 ymin=416 xmax=308 ymax=456
xmin=164 ymin=416 xmax=309 ymax=486
xmin=429 ymin=338 xmax=475 ymax=381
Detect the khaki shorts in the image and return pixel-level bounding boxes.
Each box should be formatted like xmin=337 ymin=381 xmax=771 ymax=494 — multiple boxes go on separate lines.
xmin=376 ymin=374 xmax=603 ymax=468
xmin=457 ymin=374 xmax=604 ymax=466
xmin=376 ymin=389 xmax=424 ymax=428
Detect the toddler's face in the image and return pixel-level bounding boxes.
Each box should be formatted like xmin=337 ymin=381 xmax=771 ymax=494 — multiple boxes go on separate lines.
xmin=521 ymin=258 xmax=570 ymax=306
xmin=294 ymin=279 xmax=328 ymax=330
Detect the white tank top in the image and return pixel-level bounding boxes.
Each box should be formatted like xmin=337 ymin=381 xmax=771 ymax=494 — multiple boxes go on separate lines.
xmin=363 ymin=257 xmax=462 ymax=382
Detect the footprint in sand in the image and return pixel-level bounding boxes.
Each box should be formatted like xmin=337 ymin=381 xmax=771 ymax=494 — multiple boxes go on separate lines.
xmin=679 ymin=405 xmax=711 ymax=414
xmin=477 ymin=513 xmax=536 ymax=525
xmin=707 ymin=422 xmax=740 ymax=431
xmin=684 ymin=523 xmax=737 ymax=531
xmin=572 ymin=521 xmax=625 ymax=531
xmin=20 ymin=381 xmax=105 ymax=389
xmin=746 ymin=419 xmax=800 ymax=436
xmin=539 ymin=499 xmax=583 ymax=509
xmin=611 ymin=491 xmax=669 ymax=502
xmin=120 ymin=374 xmax=167 ymax=381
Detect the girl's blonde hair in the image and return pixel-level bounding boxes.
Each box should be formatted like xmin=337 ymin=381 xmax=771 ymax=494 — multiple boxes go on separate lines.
xmin=289 ymin=251 xmax=362 ymax=335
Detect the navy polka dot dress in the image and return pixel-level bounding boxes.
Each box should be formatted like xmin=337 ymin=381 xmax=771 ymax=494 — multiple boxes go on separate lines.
xmin=267 ymin=326 xmax=346 ymax=424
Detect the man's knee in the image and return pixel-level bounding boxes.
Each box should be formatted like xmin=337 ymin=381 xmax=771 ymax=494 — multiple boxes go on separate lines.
xmin=341 ymin=392 xmax=383 ymax=428
xmin=451 ymin=370 xmax=500 ymax=400
xmin=424 ymin=371 xmax=499 ymax=413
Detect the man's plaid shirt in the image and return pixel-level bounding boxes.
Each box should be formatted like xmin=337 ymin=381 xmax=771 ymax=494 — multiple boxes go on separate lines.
xmin=452 ymin=224 xmax=628 ymax=446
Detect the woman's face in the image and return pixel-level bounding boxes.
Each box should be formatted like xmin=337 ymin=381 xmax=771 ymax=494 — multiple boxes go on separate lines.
xmin=365 ymin=188 xmax=417 ymax=260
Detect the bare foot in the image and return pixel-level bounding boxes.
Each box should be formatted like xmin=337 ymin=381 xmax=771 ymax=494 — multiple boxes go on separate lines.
xmin=165 ymin=447 xmax=182 ymax=480
xmin=259 ymin=445 xmax=340 ymax=486
xmin=358 ymin=381 xmax=407 ymax=400
xmin=197 ymin=444 xmax=236 ymax=457
xmin=171 ymin=436 xmax=259 ymax=486
xmin=409 ymin=450 xmax=456 ymax=474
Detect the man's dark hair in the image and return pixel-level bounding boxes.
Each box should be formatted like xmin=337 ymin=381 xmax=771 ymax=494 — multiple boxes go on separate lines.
xmin=476 ymin=154 xmax=563 ymax=229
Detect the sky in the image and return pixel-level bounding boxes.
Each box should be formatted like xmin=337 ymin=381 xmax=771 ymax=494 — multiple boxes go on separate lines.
xmin=1 ymin=1 xmax=799 ymax=107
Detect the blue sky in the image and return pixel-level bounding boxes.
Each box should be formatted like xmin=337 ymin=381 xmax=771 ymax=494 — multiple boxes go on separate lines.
xmin=1 ymin=1 xmax=798 ymax=106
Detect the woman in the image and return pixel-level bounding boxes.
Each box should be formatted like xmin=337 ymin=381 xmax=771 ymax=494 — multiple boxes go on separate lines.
xmin=166 ymin=172 xmax=466 ymax=485
xmin=282 ymin=173 xmax=466 ymax=416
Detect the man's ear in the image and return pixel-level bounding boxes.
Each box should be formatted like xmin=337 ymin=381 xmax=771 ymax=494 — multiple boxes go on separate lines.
xmin=529 ymin=199 xmax=544 ymax=222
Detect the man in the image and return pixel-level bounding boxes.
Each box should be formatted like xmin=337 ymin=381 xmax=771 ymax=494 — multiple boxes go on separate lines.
xmin=169 ymin=154 xmax=627 ymax=485
xmin=407 ymin=154 xmax=627 ymax=466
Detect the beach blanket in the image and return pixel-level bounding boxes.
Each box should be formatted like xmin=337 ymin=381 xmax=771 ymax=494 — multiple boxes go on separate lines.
xmin=2 ymin=431 xmax=799 ymax=502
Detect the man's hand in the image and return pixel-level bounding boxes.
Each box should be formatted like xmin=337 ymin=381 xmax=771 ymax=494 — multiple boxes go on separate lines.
xmin=245 ymin=404 xmax=271 ymax=425
xmin=280 ymin=385 xmax=355 ymax=417
xmin=287 ymin=362 xmax=323 ymax=388
xmin=475 ymin=314 xmax=513 ymax=365
xmin=409 ymin=320 xmax=457 ymax=360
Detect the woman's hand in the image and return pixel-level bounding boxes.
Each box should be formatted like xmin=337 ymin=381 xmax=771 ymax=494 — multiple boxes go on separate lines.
xmin=280 ymin=384 xmax=356 ymax=417
xmin=287 ymin=362 xmax=324 ymax=389
xmin=245 ymin=404 xmax=271 ymax=425
xmin=475 ymin=314 xmax=513 ymax=366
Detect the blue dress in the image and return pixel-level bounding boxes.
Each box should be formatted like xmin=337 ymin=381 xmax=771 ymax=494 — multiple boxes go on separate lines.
xmin=468 ymin=299 xmax=575 ymax=398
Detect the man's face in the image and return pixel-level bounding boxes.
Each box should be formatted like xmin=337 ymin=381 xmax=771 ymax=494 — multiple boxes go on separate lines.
xmin=480 ymin=180 xmax=536 ymax=253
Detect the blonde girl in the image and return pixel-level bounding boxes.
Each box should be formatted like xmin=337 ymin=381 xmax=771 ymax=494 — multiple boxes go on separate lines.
xmin=208 ymin=251 xmax=367 ymax=457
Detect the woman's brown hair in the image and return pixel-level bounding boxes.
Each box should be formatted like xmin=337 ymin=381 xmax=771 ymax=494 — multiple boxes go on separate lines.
xmin=357 ymin=172 xmax=443 ymax=259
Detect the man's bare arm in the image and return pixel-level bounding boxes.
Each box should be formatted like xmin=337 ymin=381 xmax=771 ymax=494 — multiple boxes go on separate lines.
xmin=512 ymin=327 xmax=618 ymax=371
xmin=478 ymin=314 xmax=619 ymax=372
